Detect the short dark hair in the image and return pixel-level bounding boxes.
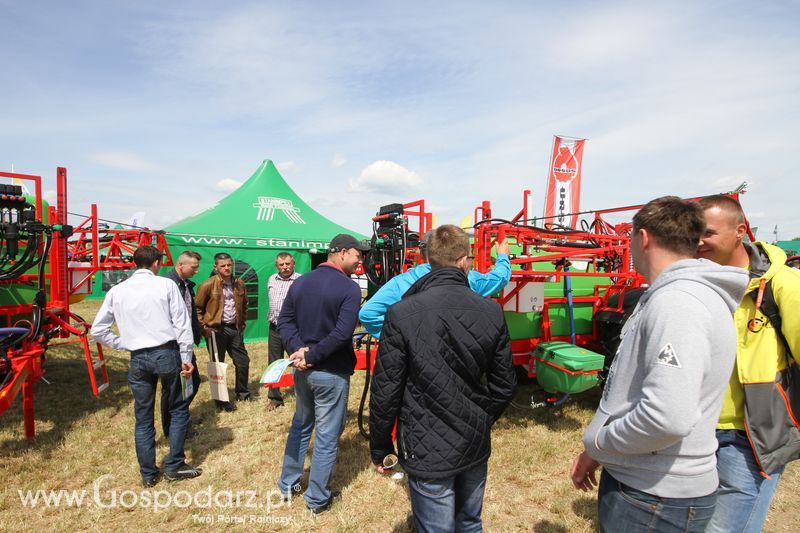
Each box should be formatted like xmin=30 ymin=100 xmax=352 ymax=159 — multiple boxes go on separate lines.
xmin=427 ymin=225 xmax=470 ymax=268
xmin=178 ymin=250 xmax=201 ymax=261
xmin=632 ymin=196 xmax=706 ymax=256
xmin=276 ymin=252 xmax=294 ymax=262
xmin=698 ymin=194 xmax=746 ymax=225
xmin=214 ymin=252 xmax=232 ymax=264
xmin=133 ymin=245 xmax=162 ymax=268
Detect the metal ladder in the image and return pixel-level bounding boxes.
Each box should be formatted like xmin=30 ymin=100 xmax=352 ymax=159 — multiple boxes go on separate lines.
xmin=81 ymin=333 xmax=109 ymax=395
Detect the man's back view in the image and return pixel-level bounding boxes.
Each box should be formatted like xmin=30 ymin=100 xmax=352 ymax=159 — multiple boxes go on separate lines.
xmin=571 ymin=196 xmax=749 ymax=532
xmin=369 ymin=224 xmax=516 ymax=532
xmin=91 ymin=245 xmax=201 ymax=485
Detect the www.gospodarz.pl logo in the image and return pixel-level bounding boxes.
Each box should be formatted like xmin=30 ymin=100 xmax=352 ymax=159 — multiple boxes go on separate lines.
xmin=17 ymin=474 xmax=295 ymax=514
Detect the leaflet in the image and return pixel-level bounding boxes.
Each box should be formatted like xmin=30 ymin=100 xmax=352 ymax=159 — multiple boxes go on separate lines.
xmin=260 ymin=359 xmax=294 ymax=385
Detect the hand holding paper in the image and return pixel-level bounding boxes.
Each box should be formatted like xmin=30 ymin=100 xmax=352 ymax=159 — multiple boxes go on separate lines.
xmin=260 ymin=359 xmax=295 ymax=385
xmin=181 ymin=373 xmax=194 ymax=400
xmin=289 ymin=347 xmax=312 ymax=371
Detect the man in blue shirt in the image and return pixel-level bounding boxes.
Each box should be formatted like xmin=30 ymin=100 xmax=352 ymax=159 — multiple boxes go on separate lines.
xmin=359 ymin=234 xmax=511 ymax=337
xmin=277 ymin=233 xmax=371 ymax=514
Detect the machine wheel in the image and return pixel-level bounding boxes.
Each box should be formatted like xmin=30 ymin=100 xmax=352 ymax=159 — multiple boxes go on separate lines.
xmin=594 ymin=287 xmax=646 ymax=387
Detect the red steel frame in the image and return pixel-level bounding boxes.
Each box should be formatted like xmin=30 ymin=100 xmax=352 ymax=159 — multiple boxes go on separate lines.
xmin=473 ymin=190 xmax=646 ymax=374
xmin=471 ymin=190 xmax=749 ymax=376
xmin=398 ymin=199 xmax=433 ymax=270
xmin=1 ymin=167 xmax=173 ymax=439
xmin=271 ymin=200 xmax=433 ymax=390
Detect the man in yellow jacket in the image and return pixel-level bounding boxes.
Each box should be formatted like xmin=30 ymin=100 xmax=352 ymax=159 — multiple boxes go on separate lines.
xmin=698 ymin=195 xmax=800 ymax=533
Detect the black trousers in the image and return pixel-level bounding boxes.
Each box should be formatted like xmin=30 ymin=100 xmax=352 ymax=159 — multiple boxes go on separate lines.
xmin=267 ymin=323 xmax=286 ymax=402
xmin=161 ymin=352 xmax=199 ymax=436
xmin=210 ymin=325 xmax=251 ymax=400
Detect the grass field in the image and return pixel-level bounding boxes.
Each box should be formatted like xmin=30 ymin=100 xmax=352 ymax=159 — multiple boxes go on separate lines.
xmin=0 ymin=299 xmax=797 ymax=531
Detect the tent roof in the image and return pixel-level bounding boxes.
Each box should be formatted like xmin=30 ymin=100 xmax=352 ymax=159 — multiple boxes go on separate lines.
xmin=166 ymin=160 xmax=364 ymax=243
xmin=776 ymin=240 xmax=800 ymax=256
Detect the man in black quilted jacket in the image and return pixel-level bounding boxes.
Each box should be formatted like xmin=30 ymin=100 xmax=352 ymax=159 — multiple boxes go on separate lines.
xmin=369 ymin=224 xmax=516 ymax=533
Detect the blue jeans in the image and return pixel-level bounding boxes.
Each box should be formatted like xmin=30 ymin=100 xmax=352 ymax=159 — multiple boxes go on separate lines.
xmin=707 ymin=429 xmax=784 ymax=533
xmin=128 ymin=347 xmax=191 ymax=480
xmin=161 ymin=352 xmax=199 ymax=436
xmin=278 ymin=369 xmax=350 ymax=509
xmin=407 ymin=462 xmax=488 ymax=533
xmin=598 ymin=469 xmax=717 ymax=533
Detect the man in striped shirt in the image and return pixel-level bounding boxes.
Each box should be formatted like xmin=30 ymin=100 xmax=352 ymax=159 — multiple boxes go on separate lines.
xmin=266 ymin=252 xmax=300 ymax=410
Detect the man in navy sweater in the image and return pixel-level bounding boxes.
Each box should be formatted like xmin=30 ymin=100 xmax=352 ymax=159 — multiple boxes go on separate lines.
xmin=276 ymin=233 xmax=370 ymax=514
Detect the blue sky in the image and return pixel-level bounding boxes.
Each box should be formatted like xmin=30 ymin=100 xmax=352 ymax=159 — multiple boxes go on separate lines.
xmin=2 ymin=1 xmax=798 ymax=239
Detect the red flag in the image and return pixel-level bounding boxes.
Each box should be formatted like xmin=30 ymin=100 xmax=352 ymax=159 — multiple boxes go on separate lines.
xmin=543 ymin=136 xmax=586 ymax=228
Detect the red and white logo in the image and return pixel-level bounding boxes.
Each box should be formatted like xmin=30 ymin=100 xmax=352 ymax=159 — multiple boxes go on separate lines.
xmin=543 ymin=136 xmax=586 ymax=228
xmin=552 ymin=145 xmax=579 ymax=183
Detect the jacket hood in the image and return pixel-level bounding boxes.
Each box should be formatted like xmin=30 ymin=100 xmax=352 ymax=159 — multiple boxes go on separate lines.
xmin=404 ymin=267 xmax=469 ymax=299
xmin=744 ymin=242 xmax=786 ymax=291
xmin=642 ymin=258 xmax=749 ymax=314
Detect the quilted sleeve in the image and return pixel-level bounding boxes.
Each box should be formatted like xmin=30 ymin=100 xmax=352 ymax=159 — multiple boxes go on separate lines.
xmin=369 ymin=308 xmax=408 ymax=464
xmin=486 ymin=306 xmax=516 ymax=422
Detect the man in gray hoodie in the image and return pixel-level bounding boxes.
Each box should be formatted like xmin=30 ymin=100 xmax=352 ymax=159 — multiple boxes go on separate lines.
xmin=570 ymin=196 xmax=749 ymax=532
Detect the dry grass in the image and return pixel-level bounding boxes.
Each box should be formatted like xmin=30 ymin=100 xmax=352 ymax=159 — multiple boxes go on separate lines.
xmin=0 ymin=299 xmax=797 ymax=532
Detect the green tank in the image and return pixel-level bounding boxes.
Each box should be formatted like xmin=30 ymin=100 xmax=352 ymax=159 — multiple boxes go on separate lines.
xmin=502 ymin=251 xmax=608 ymax=340
xmin=533 ymin=341 xmax=605 ymax=393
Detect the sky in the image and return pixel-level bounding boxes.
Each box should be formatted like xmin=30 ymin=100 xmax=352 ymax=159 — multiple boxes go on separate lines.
xmin=1 ymin=0 xmax=799 ymax=239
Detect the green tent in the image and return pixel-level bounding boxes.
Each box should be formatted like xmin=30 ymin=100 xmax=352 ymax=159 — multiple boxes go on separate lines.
xmin=163 ymin=160 xmax=365 ymax=341
xmin=776 ymin=240 xmax=800 ymax=258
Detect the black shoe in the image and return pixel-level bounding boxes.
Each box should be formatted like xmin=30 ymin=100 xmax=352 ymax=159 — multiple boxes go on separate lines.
xmin=266 ymin=399 xmax=284 ymax=412
xmin=308 ymin=490 xmax=341 ymax=515
xmin=142 ymin=473 xmax=161 ymax=488
xmin=216 ymin=401 xmax=236 ymax=412
xmin=237 ymin=394 xmax=260 ymax=402
xmin=164 ymin=465 xmax=203 ymax=481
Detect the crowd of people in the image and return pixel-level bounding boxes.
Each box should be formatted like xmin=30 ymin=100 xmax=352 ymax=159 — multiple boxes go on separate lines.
xmin=90 ymin=195 xmax=799 ymax=532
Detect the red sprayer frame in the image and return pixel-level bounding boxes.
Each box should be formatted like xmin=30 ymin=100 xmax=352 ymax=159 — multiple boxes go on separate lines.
xmin=0 ymin=168 xmax=172 ymax=439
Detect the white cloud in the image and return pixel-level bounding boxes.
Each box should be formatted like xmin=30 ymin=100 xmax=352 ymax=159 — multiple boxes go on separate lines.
xmin=87 ymin=151 xmax=154 ymax=172
xmin=43 ymin=189 xmax=57 ymax=205
xmin=427 ymin=203 xmax=453 ymax=215
xmin=710 ymin=176 xmax=752 ymax=193
xmin=157 ymin=213 xmax=185 ymax=226
xmin=216 ymin=178 xmax=242 ymax=192
xmin=331 ymin=153 xmax=347 ymax=168
xmin=277 ymin=160 xmax=298 ymax=173
xmin=3 ymin=3 xmax=799 ymax=238
xmin=541 ymin=6 xmax=668 ymax=72
xmin=304 ymin=195 xmax=340 ymax=210
xmin=349 ymin=160 xmax=423 ymax=194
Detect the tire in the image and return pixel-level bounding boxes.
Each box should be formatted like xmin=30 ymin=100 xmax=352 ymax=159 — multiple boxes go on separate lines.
xmin=595 ymin=287 xmax=646 ymax=387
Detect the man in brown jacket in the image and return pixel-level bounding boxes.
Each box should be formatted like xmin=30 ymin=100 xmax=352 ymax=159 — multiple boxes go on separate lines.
xmin=195 ymin=252 xmax=252 ymax=411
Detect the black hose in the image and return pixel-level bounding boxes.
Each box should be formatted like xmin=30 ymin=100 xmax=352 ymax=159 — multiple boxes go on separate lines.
xmin=357 ymin=336 xmax=373 ymax=440
xmin=0 ymin=227 xmax=42 ymax=280
xmin=472 ymin=217 xmax=584 ymax=235
xmin=29 ymin=233 xmax=52 ymax=340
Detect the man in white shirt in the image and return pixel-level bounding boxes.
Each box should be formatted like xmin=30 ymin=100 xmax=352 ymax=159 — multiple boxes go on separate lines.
xmin=91 ymin=245 xmax=202 ymax=486
xmin=266 ymin=252 xmax=300 ymax=410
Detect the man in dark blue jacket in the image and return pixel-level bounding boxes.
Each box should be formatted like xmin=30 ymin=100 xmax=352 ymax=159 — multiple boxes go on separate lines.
xmin=369 ymin=225 xmax=516 ymax=532
xmin=162 ymin=250 xmax=203 ymax=438
xmin=277 ymin=233 xmax=370 ymax=514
